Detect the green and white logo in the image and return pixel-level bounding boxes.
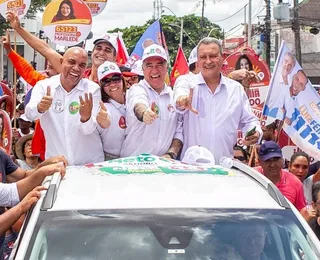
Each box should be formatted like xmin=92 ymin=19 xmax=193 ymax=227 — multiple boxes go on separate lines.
xmin=69 ymin=101 xmax=79 ymax=115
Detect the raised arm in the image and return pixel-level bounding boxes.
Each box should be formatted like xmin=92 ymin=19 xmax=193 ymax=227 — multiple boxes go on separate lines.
xmin=6 ymin=11 xmax=63 ymax=73
xmin=2 ymin=30 xmax=46 ymax=86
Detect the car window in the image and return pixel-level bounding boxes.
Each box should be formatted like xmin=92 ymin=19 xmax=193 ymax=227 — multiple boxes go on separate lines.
xmin=23 ymin=209 xmax=319 ymax=260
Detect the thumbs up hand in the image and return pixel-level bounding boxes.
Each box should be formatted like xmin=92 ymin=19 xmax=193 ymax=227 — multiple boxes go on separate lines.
xmin=37 ymin=86 xmax=53 ymax=113
xmin=97 ymin=101 xmax=110 ymax=129
xmin=143 ymin=101 xmax=158 ymax=125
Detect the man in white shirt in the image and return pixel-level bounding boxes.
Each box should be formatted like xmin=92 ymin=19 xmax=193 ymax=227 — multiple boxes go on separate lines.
xmin=25 ymin=47 xmax=104 ymax=165
xmin=174 ymin=37 xmax=261 ymax=163
xmin=120 ymin=44 xmax=183 ymax=159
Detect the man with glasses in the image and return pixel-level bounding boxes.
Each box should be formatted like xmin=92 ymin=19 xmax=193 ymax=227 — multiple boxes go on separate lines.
xmin=255 ymin=141 xmax=307 ymax=215
xmin=120 ymin=44 xmax=183 ymax=159
xmin=122 ymin=60 xmax=144 ymax=88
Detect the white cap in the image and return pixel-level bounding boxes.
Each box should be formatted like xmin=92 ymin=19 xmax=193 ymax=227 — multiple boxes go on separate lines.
xmin=97 ymin=61 xmax=121 ymax=82
xmin=93 ymin=33 xmax=118 ymax=53
xmin=19 ymin=114 xmax=32 ymax=122
xmin=131 ymin=60 xmax=143 ymax=76
xmin=182 ymin=145 xmax=215 ymax=166
xmin=188 ymin=47 xmax=198 ymax=66
xmin=142 ymin=44 xmax=168 ymax=62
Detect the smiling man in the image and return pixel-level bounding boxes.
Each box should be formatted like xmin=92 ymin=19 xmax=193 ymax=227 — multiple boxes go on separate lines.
xmin=120 ymin=44 xmax=183 ymax=158
xmin=25 ymin=47 xmax=104 ymax=165
xmin=174 ymin=37 xmax=261 ymax=163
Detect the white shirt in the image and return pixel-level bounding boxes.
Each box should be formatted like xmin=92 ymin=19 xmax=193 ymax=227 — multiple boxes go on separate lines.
xmin=120 ymin=79 xmax=183 ymax=157
xmin=99 ymin=100 xmax=126 ymax=158
xmin=174 ymin=73 xmax=262 ymax=163
xmin=303 ymin=175 xmax=313 ymax=205
xmin=0 ymin=183 xmax=19 ymax=207
xmin=25 ymin=75 xmax=104 ymax=165
xmin=18 ymin=129 xmax=34 ymax=137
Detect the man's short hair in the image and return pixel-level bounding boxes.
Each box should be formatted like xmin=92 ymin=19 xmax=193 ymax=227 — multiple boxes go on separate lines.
xmin=197 ymin=37 xmax=223 ymax=56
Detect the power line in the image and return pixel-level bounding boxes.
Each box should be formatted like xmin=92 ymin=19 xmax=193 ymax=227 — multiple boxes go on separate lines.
xmin=211 ymin=5 xmax=246 ymax=23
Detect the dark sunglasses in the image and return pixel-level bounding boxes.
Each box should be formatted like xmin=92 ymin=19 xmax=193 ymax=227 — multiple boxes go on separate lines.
xmin=101 ymin=75 xmax=122 ymax=87
xmin=234 ymin=156 xmax=246 ymax=162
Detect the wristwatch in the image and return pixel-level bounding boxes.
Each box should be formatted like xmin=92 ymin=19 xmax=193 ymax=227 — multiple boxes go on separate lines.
xmin=166 ymin=152 xmax=177 ymax=160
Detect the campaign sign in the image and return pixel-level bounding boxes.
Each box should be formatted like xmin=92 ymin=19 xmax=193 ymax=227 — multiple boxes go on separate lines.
xmin=0 ymin=95 xmax=14 ymax=119
xmin=0 ymin=109 xmax=12 ymax=155
xmin=42 ymin=0 xmax=92 ymax=46
xmin=223 ymin=46 xmax=271 ymax=88
xmin=0 ymin=0 xmax=30 ymax=19
xmin=83 ymin=0 xmax=108 ymax=16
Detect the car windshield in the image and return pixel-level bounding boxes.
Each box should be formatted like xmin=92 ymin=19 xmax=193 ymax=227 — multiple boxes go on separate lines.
xmin=23 ymin=209 xmax=319 ymax=260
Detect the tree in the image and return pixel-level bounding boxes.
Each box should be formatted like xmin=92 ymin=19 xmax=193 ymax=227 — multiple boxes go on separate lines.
xmin=109 ymin=14 xmax=223 ymax=65
xmin=0 ymin=0 xmax=50 ymax=36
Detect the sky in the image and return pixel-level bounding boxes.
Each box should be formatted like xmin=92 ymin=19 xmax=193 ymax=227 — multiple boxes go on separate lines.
xmin=90 ymin=0 xmax=270 ymax=38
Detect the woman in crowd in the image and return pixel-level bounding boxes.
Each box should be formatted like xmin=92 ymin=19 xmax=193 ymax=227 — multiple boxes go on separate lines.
xmin=96 ymin=61 xmax=127 ymax=160
xmin=289 ymin=151 xmax=320 ymax=206
xmin=51 ymin=0 xmax=76 ymax=23
xmin=15 ymin=134 xmax=41 ymax=170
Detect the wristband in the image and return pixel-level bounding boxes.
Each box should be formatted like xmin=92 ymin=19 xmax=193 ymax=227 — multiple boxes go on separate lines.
xmin=166 ymin=152 xmax=177 ymax=160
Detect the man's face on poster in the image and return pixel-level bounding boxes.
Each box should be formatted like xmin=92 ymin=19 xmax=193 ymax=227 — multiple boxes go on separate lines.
xmin=283 ymin=54 xmax=295 ymax=75
xmin=290 ymin=71 xmax=308 ymax=96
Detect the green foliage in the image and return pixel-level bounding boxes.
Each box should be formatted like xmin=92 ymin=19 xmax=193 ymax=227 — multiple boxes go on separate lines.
xmin=109 ymin=14 xmax=223 ymax=64
xmin=0 ymin=0 xmax=50 ymax=36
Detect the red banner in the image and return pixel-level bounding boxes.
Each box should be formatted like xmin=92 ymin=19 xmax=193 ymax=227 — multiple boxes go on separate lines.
xmin=116 ymin=35 xmax=129 ymax=65
xmin=170 ymin=46 xmax=189 ymax=86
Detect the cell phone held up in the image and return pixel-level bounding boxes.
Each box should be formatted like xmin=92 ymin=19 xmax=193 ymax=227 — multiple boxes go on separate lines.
xmin=245 ymin=126 xmax=256 ymax=138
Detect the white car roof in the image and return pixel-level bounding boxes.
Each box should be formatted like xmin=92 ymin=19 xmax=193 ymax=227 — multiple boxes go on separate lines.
xmin=47 ymin=162 xmax=284 ymax=211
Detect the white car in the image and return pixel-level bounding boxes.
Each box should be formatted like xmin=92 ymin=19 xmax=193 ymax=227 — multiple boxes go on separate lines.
xmin=10 ymin=154 xmax=320 ymax=259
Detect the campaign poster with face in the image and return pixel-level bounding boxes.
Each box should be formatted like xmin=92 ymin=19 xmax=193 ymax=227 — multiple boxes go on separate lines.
xmin=0 ymin=0 xmax=30 ymax=19
xmin=83 ymin=0 xmax=108 ymax=16
xmin=42 ymin=0 xmax=92 ymax=46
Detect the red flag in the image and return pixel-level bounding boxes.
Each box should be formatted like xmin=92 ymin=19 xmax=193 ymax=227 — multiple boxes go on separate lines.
xmin=170 ymin=46 xmax=189 ymax=86
xmin=116 ymin=34 xmax=129 ymax=65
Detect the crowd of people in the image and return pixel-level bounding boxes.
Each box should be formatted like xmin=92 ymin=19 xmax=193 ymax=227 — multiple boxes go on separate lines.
xmin=0 ymin=10 xmax=319 ymax=260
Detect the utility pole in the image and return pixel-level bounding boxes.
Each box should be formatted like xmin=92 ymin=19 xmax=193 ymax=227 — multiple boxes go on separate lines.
xmin=201 ymin=0 xmax=205 ymax=38
xmin=180 ymin=18 xmax=184 ymax=47
xmin=244 ymin=4 xmax=247 ymax=46
xmin=153 ymin=0 xmax=163 ymax=20
xmin=248 ymin=0 xmax=252 ymax=46
xmin=293 ymin=0 xmax=302 ymax=64
xmin=265 ymin=0 xmax=271 ymax=67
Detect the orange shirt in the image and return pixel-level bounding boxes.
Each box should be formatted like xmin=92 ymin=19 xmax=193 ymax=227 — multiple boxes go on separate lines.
xmin=8 ymin=50 xmax=46 ymax=160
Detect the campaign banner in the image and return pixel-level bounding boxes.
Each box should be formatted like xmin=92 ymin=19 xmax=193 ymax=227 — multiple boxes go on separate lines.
xmin=223 ymin=47 xmax=271 ymax=88
xmin=0 ymin=109 xmax=12 ymax=155
xmin=42 ymin=0 xmax=92 ymax=46
xmin=89 ymin=154 xmax=231 ymax=175
xmin=0 ymin=0 xmax=30 ymax=19
xmin=125 ymin=20 xmax=168 ymax=69
xmin=263 ymin=41 xmax=320 ymax=160
xmin=83 ymin=0 xmax=107 ymax=16
xmin=224 ymin=47 xmax=271 ymax=146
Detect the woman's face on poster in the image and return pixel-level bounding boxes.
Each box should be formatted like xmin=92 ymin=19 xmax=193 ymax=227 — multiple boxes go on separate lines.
xmin=240 ymin=58 xmax=250 ymax=70
xmin=61 ymin=3 xmax=71 ymax=17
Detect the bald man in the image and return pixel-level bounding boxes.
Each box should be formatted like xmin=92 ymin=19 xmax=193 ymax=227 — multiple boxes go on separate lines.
xmin=25 ymin=47 xmax=104 ymax=165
